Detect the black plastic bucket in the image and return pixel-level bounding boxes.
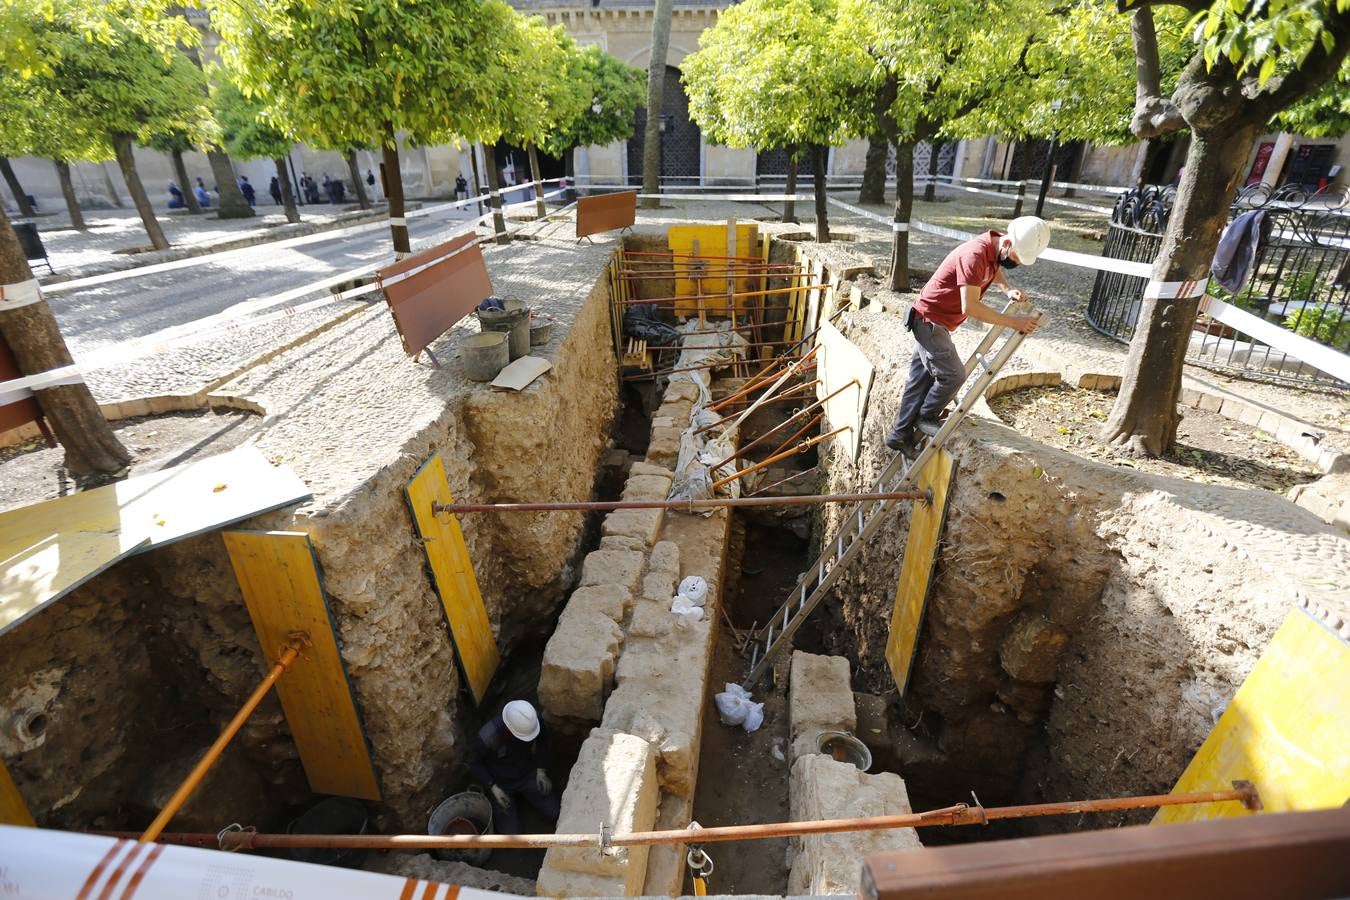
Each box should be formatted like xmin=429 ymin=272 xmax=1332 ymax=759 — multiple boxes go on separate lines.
xmin=286 ymin=796 xmax=369 ymax=868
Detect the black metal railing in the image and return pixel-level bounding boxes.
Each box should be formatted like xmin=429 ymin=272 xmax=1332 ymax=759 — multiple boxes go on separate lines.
xmin=1087 ymin=185 xmax=1350 ymax=389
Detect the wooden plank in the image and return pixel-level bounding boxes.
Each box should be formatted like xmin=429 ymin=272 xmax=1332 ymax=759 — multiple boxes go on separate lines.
xmin=0 ymin=447 xmax=310 ymax=638
xmin=404 ymin=456 xmax=499 ymax=705
xmin=576 ymin=190 xmax=636 ymax=238
xmin=223 ymin=530 xmax=381 ymax=801
xmin=0 ymin=758 xmax=35 ymax=827
xmin=1154 ymin=606 xmax=1350 ymax=824
xmin=886 ymin=448 xmax=957 ymax=695
xmin=814 ymin=321 xmax=874 ymax=461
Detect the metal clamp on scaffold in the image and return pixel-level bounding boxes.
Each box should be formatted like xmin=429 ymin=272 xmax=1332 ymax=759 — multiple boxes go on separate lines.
xmin=685 ymin=821 xmax=713 ymax=896
xmin=216 ymin=822 xmax=255 ymax=852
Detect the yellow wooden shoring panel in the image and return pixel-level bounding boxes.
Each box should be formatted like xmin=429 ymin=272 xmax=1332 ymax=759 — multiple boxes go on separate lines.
xmin=0 ymin=447 xmax=309 ymax=638
xmin=886 ymin=448 xmax=958 ymax=695
xmin=815 ymin=321 xmax=873 ymax=461
xmin=223 ymin=530 xmax=381 ymax=801
xmin=786 ymin=247 xmax=806 ymax=344
xmin=0 ymin=757 xmax=35 ymax=827
xmin=405 ymin=456 xmax=500 ymax=705
xmin=1154 ymin=607 xmax=1350 ymax=824
xmin=757 ymin=231 xmax=772 ymax=363
xmin=668 ymin=224 xmax=760 ymax=319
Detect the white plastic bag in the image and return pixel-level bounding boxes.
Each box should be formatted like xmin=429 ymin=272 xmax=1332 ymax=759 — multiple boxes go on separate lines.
xmin=678 ymin=576 xmax=708 ymax=606
xmin=671 ymin=595 xmax=705 ymax=623
xmin=714 ymin=683 xmax=763 ymax=732
xmin=742 ymin=701 xmax=765 ymax=733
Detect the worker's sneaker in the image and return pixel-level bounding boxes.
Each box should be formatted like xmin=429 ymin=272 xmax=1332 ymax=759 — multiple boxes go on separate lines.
xmin=916 ymin=417 xmax=945 ymax=438
xmin=884 ymin=428 xmax=917 ymax=453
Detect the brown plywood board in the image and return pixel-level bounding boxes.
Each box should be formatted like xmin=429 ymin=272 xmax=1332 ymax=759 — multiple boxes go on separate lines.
xmin=886 ymin=448 xmax=957 ymax=695
xmin=0 ymin=335 xmax=41 ymax=435
xmin=0 ymin=446 xmax=310 ymax=638
xmin=577 ymin=191 xmax=637 ymax=238
xmin=814 ymin=321 xmax=873 ymax=460
xmin=223 ymin=530 xmax=381 ymax=800
xmin=379 ymin=233 xmax=493 ymax=357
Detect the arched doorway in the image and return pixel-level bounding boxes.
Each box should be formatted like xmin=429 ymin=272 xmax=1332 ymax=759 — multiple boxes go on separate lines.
xmin=626 ymin=65 xmax=700 ymax=186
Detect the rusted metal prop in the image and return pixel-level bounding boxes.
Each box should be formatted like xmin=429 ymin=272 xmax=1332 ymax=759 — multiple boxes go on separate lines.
xmin=429 ymin=491 xmax=926 ymax=515
xmin=694 ymin=380 xmax=822 ymax=435
xmin=122 ymin=786 xmax=1260 ymax=852
xmin=710 ymin=426 xmax=848 ymax=491
xmin=619 ymin=283 xmax=823 ymax=306
xmin=139 ymin=633 xmax=311 ymax=843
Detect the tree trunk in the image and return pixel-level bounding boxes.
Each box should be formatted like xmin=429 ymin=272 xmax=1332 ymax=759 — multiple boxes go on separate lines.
xmin=527 ymin=143 xmax=547 ymax=219
xmin=783 ymin=153 xmax=798 ymax=223
xmin=565 ymin=147 xmax=576 ymax=202
xmin=469 ymin=146 xmax=484 ymax=216
xmin=482 ymin=143 xmax=509 ymax=245
xmin=346 ymin=150 xmax=370 ymax=209
xmin=1035 ymin=134 xmax=1058 ymax=218
xmin=171 ymin=149 xmax=201 ymax=214
xmin=0 ymin=158 xmax=36 ymax=218
xmin=923 ymin=141 xmax=942 ymax=202
xmin=112 ymin=133 xmax=169 ymax=251
xmin=860 ymin=134 xmax=888 ymax=205
xmin=641 ymin=0 xmax=675 ymax=208
xmin=207 ymin=149 xmax=253 ymax=218
xmin=0 ymin=207 xmax=131 ymax=476
xmin=888 ymin=140 xmax=916 ymax=292
xmin=1101 ymin=123 xmax=1261 ymax=456
xmin=812 ymin=145 xmax=830 ymax=243
xmin=53 ymin=160 xmax=86 ymax=231
xmin=274 ymin=158 xmax=300 ymax=224
xmin=98 ymin=161 xmax=123 ymax=208
xmin=380 ymin=125 xmax=411 ymax=257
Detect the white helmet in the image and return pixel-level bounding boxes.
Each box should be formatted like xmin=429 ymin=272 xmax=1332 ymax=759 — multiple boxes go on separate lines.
xmin=1006 ymin=216 xmax=1051 ymax=266
xmin=502 ymin=700 xmax=540 ymax=741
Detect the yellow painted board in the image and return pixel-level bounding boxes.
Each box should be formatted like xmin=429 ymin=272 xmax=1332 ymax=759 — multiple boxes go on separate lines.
xmin=886 ymin=449 xmax=958 ymax=695
xmin=667 ymin=223 xmax=760 ymax=318
xmin=0 ymin=446 xmax=310 ymax=638
xmin=814 ymin=321 xmax=874 ymax=461
xmin=0 ymin=758 xmax=35 ymax=827
xmin=1154 ymin=607 xmax=1350 ymax=824
xmin=223 ymin=530 xmax=381 ymax=801
xmin=405 ymin=455 xmax=499 ymax=705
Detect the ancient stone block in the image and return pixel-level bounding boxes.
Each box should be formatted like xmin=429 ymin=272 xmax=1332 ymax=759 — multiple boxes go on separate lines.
xmin=629 ymin=461 xmax=675 ymax=480
xmin=646 ymin=426 xmax=683 ymax=468
xmin=535 ymin=865 xmax=626 ymax=898
xmin=663 ymin=380 xmax=701 ymax=404
xmin=538 ymin=613 xmax=624 ymax=722
xmin=565 ymin=584 xmax=633 ymax=623
xmin=627 ymin=602 xmax=673 ymax=640
xmin=787 ymin=755 xmax=921 ymax=895
xmin=647 ymin=540 xmax=680 ymax=579
xmin=622 ymin=474 xmax=674 ymax=501
xmin=789 ymin=651 xmax=857 ymax=742
xmin=578 ymin=549 xmax=645 ymax=594
xmin=642 ymin=791 xmax=694 ymax=897
xmin=602 ymin=507 xmax=665 ymax=547
xmin=999 ymin=612 xmax=1069 ymax=683
xmin=599 ymin=533 xmax=647 ymax=553
xmin=541 ymin=729 xmax=659 ymax=893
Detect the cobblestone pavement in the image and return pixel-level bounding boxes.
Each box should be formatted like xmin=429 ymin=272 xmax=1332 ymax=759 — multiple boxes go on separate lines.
xmin=48 ymin=199 xmax=523 ymax=403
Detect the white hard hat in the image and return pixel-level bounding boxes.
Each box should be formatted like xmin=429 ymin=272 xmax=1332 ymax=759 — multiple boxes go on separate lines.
xmin=1006 ymin=216 xmax=1051 ymax=266
xmin=502 ymin=700 xmax=540 ymax=741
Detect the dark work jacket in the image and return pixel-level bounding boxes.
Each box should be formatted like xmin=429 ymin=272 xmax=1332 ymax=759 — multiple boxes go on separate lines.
xmin=467 ymin=715 xmax=548 ymax=788
xmin=1211 ymin=210 xmax=1269 ymax=295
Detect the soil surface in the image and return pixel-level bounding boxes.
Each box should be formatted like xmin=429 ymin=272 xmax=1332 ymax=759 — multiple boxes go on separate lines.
xmin=0 ymin=409 xmax=264 ymax=512
xmin=988 ymin=384 xmax=1323 ymax=494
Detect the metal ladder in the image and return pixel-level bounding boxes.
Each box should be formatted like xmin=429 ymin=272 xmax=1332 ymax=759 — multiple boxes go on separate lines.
xmin=743 ymin=303 xmax=1041 ymax=687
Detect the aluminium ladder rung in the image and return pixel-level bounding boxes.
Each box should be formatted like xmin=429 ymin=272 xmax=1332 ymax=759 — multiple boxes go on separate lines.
xmin=742 ymin=307 xmax=1041 ymax=687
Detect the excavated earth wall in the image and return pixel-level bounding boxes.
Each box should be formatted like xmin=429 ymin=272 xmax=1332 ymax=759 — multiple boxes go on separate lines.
xmin=0 ymin=238 xmax=620 ymax=832
xmin=812 ymin=301 xmax=1350 ymax=822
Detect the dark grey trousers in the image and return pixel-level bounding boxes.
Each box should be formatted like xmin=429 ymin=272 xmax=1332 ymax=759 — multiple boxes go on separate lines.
xmin=887 ymin=307 xmax=966 ymax=442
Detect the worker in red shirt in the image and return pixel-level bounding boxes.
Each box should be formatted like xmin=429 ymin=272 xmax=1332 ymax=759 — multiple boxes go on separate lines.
xmin=885 ymin=216 xmax=1050 ymax=453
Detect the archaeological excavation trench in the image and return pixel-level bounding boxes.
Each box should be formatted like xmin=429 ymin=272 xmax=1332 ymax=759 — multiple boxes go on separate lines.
xmin=1 ymin=220 xmax=1344 ymax=896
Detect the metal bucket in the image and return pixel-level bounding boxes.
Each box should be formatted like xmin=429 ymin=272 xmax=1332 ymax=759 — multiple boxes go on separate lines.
xmin=529 ymin=318 xmax=553 ymax=347
xmin=477 ymin=298 xmax=531 ymax=360
xmin=818 ymin=731 xmax=872 ymax=771
xmin=428 ymin=790 xmax=494 ymax=865
xmin=286 ymin=797 xmax=369 ymax=868
xmin=463 ymin=332 xmax=509 ymax=381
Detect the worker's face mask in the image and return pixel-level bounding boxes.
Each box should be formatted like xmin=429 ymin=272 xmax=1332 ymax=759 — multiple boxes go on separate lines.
xmin=999 ymin=243 xmax=1020 ymax=270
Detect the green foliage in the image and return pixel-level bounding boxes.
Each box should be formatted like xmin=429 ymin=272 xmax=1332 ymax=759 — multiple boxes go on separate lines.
xmin=213 ymin=0 xmax=525 ymax=150
xmin=212 ymin=78 xmax=294 ymax=161
xmin=1285 ymin=301 xmax=1350 ymax=349
xmin=682 ymin=0 xmax=872 ymax=150
xmin=1275 ymin=66 xmax=1350 ymax=136
xmin=490 ymin=16 xmax=589 ymax=151
xmin=0 ymin=0 xmax=212 ymax=147
xmin=1183 ymin=0 xmax=1348 ymax=83
xmin=538 ymin=45 xmax=644 ymax=157
xmin=0 ymin=68 xmax=110 ymax=161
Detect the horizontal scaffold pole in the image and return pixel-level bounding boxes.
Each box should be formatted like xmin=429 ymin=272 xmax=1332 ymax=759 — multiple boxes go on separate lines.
xmin=432 ymin=490 xmax=929 ymax=515
xmin=112 ymin=785 xmax=1259 ymax=852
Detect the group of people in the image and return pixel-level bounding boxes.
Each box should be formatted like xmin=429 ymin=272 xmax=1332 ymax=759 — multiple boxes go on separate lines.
xmin=299 ymin=172 xmax=347 ymax=205
xmin=166 ymin=177 xmax=216 ymax=209
xmin=167 ymin=168 xmax=386 ymax=210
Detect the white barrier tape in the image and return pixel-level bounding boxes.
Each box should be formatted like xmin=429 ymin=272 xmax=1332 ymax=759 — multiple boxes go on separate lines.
xmin=1144 ymin=279 xmax=1207 ymax=300
xmin=1201 ymin=296 xmax=1350 ymax=384
xmin=634 ymin=192 xmax=810 ymax=202
xmin=387 ymin=216 xmax=408 ymax=227
xmin=892 ymin=222 xmax=909 ymax=232
xmin=0 ymin=364 xmax=84 ymax=405
xmin=1051 ymin=180 xmax=1127 ymax=195
xmin=1038 ymin=247 xmax=1151 ymax=278
xmin=940 ymin=175 xmax=1024 ymax=189
xmin=0 ymin=277 xmax=44 ymax=309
